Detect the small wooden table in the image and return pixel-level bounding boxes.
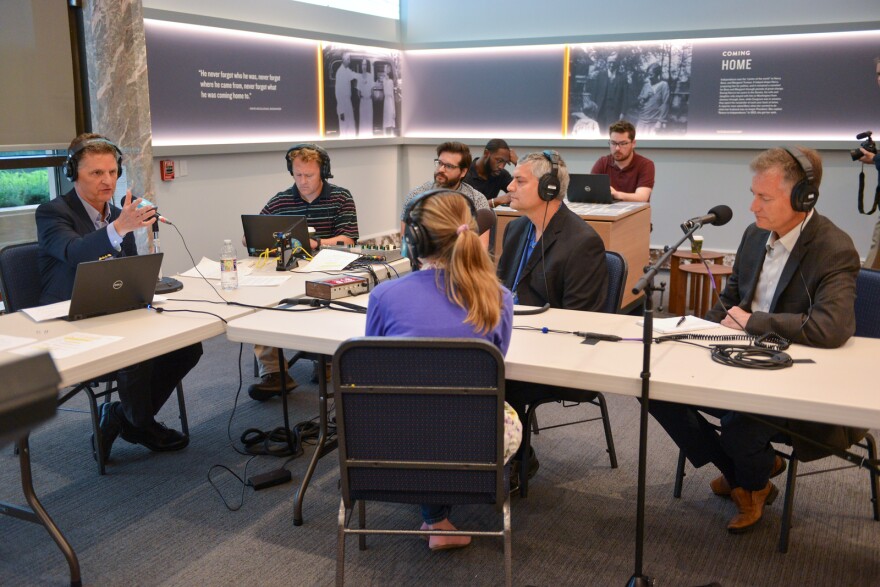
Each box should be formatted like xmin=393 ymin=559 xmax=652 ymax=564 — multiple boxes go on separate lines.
xmin=669 ymin=250 xmax=725 ymax=316
xmin=678 ymin=263 xmax=733 ymax=318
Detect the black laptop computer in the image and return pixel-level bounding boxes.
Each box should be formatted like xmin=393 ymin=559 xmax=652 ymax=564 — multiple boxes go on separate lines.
xmin=67 ymin=253 xmax=163 ymax=321
xmin=241 ymin=214 xmax=312 ymax=257
xmin=567 ymin=173 xmax=614 ymax=204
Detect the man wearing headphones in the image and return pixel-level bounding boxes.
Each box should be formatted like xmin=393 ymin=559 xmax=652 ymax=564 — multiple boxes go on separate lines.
xmin=496 ymin=151 xmax=608 ymax=485
xmin=36 ymin=133 xmax=203 ymax=461
xmin=591 ymin=119 xmax=655 ymax=202
xmin=401 ymin=142 xmax=491 ymax=249
xmin=250 ymin=144 xmax=359 ymax=400
xmin=648 ymin=147 xmax=863 ymax=535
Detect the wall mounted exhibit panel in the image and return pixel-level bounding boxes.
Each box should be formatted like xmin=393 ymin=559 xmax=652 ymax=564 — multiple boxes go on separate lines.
xmin=403 ymin=46 xmax=566 ymax=138
xmin=322 ymin=43 xmax=402 ymax=139
xmin=145 ymin=20 xmax=321 ymax=146
xmin=567 ymin=31 xmax=880 ymax=141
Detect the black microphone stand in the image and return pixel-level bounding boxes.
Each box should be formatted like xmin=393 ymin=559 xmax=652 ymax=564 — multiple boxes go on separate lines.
xmin=152 ymin=217 xmax=183 ymax=294
xmin=627 ymin=221 xmax=702 ymax=587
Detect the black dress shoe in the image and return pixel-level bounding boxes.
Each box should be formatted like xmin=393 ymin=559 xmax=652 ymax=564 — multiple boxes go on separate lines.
xmin=120 ymin=420 xmax=188 ymax=452
xmin=91 ymin=401 xmax=121 ymax=462
xmin=248 ymin=372 xmax=298 ymax=401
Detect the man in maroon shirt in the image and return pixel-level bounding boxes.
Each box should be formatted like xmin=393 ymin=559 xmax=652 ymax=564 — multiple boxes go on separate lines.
xmin=591 ymin=119 xmax=655 ymax=202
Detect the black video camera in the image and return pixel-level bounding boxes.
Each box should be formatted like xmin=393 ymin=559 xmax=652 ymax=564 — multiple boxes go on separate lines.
xmin=850 ymin=130 xmax=877 ymax=161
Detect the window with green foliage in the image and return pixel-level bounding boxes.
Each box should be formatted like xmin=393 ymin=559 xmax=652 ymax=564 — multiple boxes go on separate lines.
xmin=0 ymin=168 xmax=51 ymax=209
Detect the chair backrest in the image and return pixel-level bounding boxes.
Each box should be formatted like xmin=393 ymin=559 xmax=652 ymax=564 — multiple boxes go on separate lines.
xmin=600 ymin=250 xmax=628 ymax=314
xmin=0 ymin=242 xmax=43 ymax=312
xmin=333 ymin=337 xmax=506 ymax=510
xmin=855 ymin=268 xmax=880 ymax=338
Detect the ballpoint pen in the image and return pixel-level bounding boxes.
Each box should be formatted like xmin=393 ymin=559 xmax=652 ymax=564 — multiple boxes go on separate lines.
xmin=676 ymin=316 xmax=686 ymax=327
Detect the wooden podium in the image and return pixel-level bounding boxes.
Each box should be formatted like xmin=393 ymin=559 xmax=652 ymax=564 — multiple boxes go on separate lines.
xmin=494 ymin=202 xmax=650 ymax=310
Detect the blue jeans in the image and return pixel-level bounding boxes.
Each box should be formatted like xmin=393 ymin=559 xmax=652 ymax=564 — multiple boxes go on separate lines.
xmin=421 ymin=504 xmax=451 ymax=525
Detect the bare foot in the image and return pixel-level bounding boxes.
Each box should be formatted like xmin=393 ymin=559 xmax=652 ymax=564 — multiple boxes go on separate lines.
xmin=422 ymin=518 xmax=471 ymax=551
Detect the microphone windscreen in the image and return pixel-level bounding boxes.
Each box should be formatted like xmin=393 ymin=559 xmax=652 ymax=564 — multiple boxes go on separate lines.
xmin=709 ymin=205 xmax=733 ymax=226
xmin=475 ymin=208 xmax=497 ymax=235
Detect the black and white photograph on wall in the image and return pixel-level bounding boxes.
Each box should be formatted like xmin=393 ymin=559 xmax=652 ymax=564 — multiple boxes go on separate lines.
xmin=323 ymin=43 xmax=401 ymax=138
xmin=568 ymin=43 xmax=693 ymax=137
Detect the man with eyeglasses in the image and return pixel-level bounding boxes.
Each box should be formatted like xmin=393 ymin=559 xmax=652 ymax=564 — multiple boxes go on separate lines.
xmin=591 ymin=119 xmax=655 ymax=202
xmin=401 ymin=141 xmax=491 ymax=248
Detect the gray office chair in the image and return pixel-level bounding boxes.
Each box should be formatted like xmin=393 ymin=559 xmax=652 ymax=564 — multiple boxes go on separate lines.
xmin=673 ymin=267 xmax=880 ymax=552
xmin=334 ymin=337 xmax=512 ymax=587
xmin=0 ymin=242 xmax=189 ymax=475
xmin=517 ymin=251 xmax=626 ymax=496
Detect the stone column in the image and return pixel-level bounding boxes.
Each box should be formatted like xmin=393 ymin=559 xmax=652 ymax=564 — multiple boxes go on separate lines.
xmin=80 ymin=0 xmax=154 ymax=253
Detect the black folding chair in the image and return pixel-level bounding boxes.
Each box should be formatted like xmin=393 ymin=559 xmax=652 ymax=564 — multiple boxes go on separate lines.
xmin=673 ymin=267 xmax=880 ymax=552
xmin=518 ymin=251 xmax=626 ymax=496
xmin=334 ymin=337 xmax=512 ymax=586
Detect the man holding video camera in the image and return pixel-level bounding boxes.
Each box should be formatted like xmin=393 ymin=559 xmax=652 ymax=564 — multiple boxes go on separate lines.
xmin=857 ymin=56 xmax=880 ymax=269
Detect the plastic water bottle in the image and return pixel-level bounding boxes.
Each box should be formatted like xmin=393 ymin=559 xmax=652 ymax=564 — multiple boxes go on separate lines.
xmin=220 ymin=239 xmax=238 ymax=290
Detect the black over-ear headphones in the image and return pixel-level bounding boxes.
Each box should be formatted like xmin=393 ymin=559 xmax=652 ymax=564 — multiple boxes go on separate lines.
xmin=403 ymin=189 xmax=477 ymax=265
xmin=285 ymin=143 xmax=333 ymax=180
xmin=62 ymin=138 xmax=123 ymax=182
xmin=783 ymin=146 xmax=819 ymax=212
xmin=537 ymin=150 xmax=561 ymax=202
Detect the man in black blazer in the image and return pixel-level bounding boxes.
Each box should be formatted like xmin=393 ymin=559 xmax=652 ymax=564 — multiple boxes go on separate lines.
xmin=649 ymin=146 xmax=863 ymax=534
xmin=36 ymin=133 xmax=202 ymax=462
xmin=496 ymin=151 xmax=607 ymax=311
xmin=497 ymin=151 xmax=608 ymax=480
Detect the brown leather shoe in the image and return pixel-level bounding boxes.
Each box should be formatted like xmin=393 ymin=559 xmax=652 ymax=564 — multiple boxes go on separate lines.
xmin=710 ymin=455 xmax=786 ymax=497
xmin=248 ymin=372 xmax=298 ymax=401
xmin=727 ymin=482 xmax=778 ymax=533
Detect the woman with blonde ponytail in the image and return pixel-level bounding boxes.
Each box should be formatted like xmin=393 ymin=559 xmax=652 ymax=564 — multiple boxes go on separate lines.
xmin=366 ymin=190 xmax=520 ymax=551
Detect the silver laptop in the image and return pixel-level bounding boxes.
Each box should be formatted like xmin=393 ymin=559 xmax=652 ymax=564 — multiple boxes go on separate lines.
xmin=241 ymin=214 xmax=312 ymax=257
xmin=567 ymin=173 xmax=614 ymax=204
xmin=68 ymin=254 xmax=162 ymax=321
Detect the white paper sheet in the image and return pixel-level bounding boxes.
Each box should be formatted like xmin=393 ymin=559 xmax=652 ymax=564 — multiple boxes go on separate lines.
xmin=294 ymin=249 xmax=361 ymax=273
xmin=9 ymin=332 xmax=124 ymax=360
xmin=179 ymin=257 xmax=253 ymax=280
xmin=21 ymin=301 xmax=70 ymax=322
xmin=637 ymin=315 xmax=720 ymax=334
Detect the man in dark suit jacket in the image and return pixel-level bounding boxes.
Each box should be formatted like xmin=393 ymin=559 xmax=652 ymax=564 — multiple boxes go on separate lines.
xmin=649 ymin=146 xmax=863 ymax=534
xmin=497 ymin=151 xmax=607 ymax=480
xmin=35 ymin=133 xmax=202 ymax=462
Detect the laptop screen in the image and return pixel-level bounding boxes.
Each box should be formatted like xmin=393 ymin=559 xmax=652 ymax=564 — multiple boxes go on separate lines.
xmin=68 ymin=254 xmax=162 ymax=321
xmin=567 ymin=173 xmax=613 ymax=204
xmin=241 ymin=214 xmax=312 ymax=257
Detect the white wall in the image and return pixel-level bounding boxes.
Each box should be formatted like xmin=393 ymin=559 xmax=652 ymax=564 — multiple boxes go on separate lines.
xmin=153 ymin=145 xmax=402 ymax=274
xmin=401 ymin=1 xmax=880 ymax=45
xmin=143 ymin=0 xmax=400 ymax=44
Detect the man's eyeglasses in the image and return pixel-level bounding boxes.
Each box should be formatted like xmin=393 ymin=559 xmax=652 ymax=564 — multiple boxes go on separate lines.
xmin=434 ymin=159 xmax=461 ymax=171
xmin=608 ymin=140 xmax=632 ymax=149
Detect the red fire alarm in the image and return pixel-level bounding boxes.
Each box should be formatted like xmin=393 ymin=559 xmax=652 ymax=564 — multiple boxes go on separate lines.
xmin=160 ymin=159 xmax=175 ymax=181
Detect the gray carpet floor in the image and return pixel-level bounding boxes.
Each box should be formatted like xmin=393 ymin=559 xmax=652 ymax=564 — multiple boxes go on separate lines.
xmin=1 ymin=334 xmax=878 ymax=586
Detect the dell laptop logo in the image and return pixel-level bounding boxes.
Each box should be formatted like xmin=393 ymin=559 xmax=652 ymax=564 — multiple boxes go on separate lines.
xmin=113 ymin=280 xmax=124 ymax=290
